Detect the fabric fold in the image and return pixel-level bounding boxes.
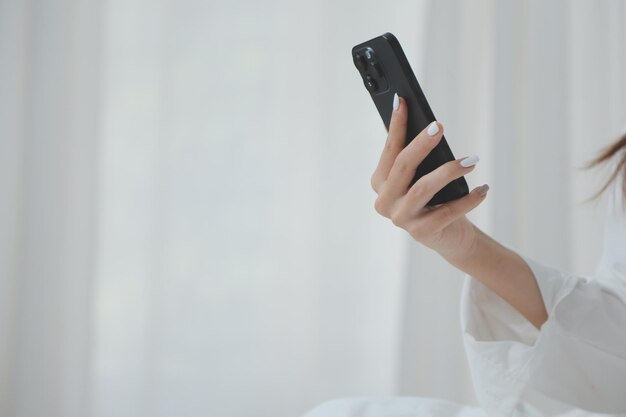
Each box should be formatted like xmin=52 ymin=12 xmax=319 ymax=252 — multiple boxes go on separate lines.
xmin=461 ymin=253 xmax=626 ymax=416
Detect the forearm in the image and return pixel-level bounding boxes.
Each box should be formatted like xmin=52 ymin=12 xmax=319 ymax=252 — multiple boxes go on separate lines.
xmin=444 ymin=225 xmax=548 ymax=329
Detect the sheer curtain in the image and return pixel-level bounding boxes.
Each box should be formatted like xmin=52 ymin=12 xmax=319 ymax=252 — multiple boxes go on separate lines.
xmin=2 ymin=0 xmax=428 ymax=416
xmin=0 ymin=1 xmax=101 ymax=416
xmin=1 ymin=1 xmax=625 ymax=417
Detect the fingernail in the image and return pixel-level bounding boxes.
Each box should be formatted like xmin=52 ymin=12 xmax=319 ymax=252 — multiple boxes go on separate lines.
xmin=476 ymin=184 xmax=490 ymax=196
xmin=459 ymin=154 xmax=479 ymax=167
xmin=427 ymin=121 xmax=439 ymax=136
xmin=392 ymin=93 xmax=399 ymax=111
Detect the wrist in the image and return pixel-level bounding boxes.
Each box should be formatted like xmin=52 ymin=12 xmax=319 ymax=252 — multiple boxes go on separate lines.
xmin=443 ymin=224 xmax=489 ymax=271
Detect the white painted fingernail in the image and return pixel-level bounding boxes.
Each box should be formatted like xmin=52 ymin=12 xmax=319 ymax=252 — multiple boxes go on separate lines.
xmin=392 ymin=93 xmax=399 ymax=111
xmin=427 ymin=121 xmax=439 ymax=136
xmin=459 ymin=154 xmax=480 ymax=167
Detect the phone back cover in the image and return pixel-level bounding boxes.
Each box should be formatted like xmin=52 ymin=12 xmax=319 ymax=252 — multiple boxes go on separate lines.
xmin=352 ymin=32 xmax=469 ymax=206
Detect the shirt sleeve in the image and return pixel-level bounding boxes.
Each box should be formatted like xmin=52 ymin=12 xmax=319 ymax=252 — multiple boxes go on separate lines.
xmin=460 ymin=253 xmax=626 ymax=415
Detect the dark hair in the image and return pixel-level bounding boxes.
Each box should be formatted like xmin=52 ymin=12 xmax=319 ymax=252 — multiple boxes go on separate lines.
xmin=581 ymin=133 xmax=626 ymax=208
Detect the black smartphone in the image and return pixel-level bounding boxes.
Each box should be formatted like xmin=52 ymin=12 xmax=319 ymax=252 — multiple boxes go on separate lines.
xmin=352 ymin=32 xmax=468 ymax=206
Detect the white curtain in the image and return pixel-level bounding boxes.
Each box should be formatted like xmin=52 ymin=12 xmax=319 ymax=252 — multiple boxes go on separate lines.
xmin=1 ymin=1 xmax=101 ymax=416
xmin=1 ymin=1 xmax=625 ymax=417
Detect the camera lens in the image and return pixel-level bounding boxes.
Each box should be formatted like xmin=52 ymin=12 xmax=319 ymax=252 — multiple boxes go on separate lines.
xmin=369 ymin=62 xmax=382 ymax=78
xmin=353 ymin=54 xmax=366 ymax=71
xmin=364 ymin=75 xmax=377 ymax=92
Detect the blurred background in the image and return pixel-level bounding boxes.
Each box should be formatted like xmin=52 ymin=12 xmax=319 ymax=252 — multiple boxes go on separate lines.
xmin=1 ymin=0 xmax=625 ymax=416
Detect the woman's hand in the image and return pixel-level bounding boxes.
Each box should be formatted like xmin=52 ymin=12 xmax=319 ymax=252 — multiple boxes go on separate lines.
xmin=370 ymin=94 xmax=489 ymax=263
xmin=371 ymin=95 xmax=548 ymax=328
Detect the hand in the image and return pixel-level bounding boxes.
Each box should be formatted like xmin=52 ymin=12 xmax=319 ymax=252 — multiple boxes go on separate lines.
xmin=370 ymin=94 xmax=489 ymax=262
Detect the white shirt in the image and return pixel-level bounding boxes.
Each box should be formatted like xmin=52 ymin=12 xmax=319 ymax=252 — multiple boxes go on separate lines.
xmin=303 ymin=162 xmax=626 ymax=417
xmin=462 ymin=173 xmax=626 ymax=416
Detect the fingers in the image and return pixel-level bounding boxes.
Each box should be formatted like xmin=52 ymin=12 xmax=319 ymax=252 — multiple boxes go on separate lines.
xmin=419 ymin=184 xmax=489 ymax=232
xmin=404 ymin=155 xmax=480 ymax=209
xmin=380 ymin=120 xmax=444 ymax=199
xmin=371 ymin=93 xmax=408 ymax=193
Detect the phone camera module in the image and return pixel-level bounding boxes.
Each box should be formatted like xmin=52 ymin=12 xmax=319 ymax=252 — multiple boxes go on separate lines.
xmin=353 ymin=47 xmax=388 ymax=94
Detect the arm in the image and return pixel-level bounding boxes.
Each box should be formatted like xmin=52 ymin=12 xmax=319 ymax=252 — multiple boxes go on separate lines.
xmin=444 ymin=224 xmax=548 ymax=329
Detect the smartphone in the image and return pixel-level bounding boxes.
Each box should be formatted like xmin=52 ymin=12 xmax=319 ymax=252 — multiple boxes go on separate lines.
xmin=352 ymin=32 xmax=468 ymax=206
